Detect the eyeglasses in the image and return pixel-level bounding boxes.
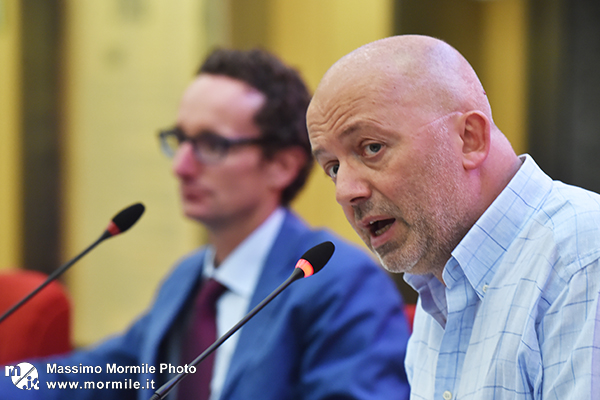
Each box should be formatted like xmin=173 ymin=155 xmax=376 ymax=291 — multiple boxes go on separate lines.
xmin=158 ymin=127 xmax=267 ymax=164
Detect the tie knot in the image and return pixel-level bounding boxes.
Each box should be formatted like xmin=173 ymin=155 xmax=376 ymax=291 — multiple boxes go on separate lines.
xmin=198 ymin=278 xmax=227 ymax=306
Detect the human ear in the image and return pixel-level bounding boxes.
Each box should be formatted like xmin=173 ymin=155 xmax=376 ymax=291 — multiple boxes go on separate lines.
xmin=265 ymin=147 xmax=307 ymax=191
xmin=459 ymin=111 xmax=491 ymax=170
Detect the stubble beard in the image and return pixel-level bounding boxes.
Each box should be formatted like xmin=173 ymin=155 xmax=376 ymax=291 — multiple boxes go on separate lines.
xmin=367 ymin=202 xmax=452 ymax=276
xmin=352 ymin=198 xmax=432 ymax=274
xmin=355 ymin=161 xmax=470 ymax=277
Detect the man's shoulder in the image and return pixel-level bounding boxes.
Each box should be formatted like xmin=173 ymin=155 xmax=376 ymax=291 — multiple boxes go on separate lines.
xmin=535 ymin=181 xmax=600 ymax=264
xmin=545 ymin=180 xmax=600 ymax=219
xmin=508 ymin=181 xmax=600 ymax=290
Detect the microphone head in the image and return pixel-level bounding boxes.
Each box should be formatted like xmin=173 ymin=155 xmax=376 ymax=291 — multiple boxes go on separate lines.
xmin=295 ymin=241 xmax=335 ymax=278
xmin=105 ymin=203 xmax=146 ymax=237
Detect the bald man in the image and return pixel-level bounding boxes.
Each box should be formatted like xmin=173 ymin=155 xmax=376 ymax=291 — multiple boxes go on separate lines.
xmin=308 ymin=35 xmax=600 ymax=399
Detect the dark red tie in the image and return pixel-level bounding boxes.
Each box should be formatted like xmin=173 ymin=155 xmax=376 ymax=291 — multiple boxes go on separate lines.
xmin=178 ymin=278 xmax=227 ymax=400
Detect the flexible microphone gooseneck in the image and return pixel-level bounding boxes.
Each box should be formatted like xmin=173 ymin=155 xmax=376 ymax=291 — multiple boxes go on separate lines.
xmin=150 ymin=241 xmax=336 ymax=400
xmin=0 ymin=203 xmax=146 ymax=325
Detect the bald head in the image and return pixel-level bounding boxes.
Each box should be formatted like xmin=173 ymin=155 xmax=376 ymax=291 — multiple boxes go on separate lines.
xmin=312 ymin=35 xmax=492 ymax=124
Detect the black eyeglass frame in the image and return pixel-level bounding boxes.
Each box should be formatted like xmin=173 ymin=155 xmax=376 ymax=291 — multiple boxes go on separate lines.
xmin=158 ymin=127 xmax=269 ymax=164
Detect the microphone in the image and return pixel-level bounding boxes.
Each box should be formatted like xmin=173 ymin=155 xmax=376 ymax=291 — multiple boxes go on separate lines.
xmin=101 ymin=202 xmax=146 ymax=239
xmin=150 ymin=241 xmax=336 ymax=400
xmin=0 ymin=203 xmax=145 ymax=325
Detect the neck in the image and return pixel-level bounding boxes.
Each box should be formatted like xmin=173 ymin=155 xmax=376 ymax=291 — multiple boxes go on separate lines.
xmin=206 ymin=204 xmax=280 ymax=266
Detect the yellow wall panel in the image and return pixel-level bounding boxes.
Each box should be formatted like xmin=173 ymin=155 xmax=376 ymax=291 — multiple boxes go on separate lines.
xmin=63 ymin=0 xmax=209 ymax=345
xmin=270 ymin=0 xmax=393 ymax=89
xmin=481 ymin=0 xmax=529 ymax=155
xmin=0 ymin=0 xmax=22 ymax=271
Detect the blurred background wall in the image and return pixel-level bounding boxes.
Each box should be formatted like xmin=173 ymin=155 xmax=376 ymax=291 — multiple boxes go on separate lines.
xmin=1 ymin=0 xmax=598 ymax=347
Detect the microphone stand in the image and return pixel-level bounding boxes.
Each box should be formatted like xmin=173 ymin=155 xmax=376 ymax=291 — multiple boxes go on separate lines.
xmin=0 ymin=202 xmax=145 ymax=325
xmin=0 ymin=233 xmax=109 ymax=324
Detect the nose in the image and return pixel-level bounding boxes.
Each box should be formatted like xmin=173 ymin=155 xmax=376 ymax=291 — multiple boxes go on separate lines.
xmin=335 ymin=163 xmax=371 ymax=207
xmin=172 ymin=142 xmax=199 ymax=178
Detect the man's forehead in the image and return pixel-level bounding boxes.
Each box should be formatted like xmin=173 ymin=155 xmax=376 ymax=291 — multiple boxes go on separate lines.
xmin=310 ymin=70 xmax=392 ymax=123
xmin=314 ymin=123 xmax=363 ymax=153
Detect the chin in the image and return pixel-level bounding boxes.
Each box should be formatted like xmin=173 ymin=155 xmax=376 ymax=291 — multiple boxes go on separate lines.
xmin=377 ymin=257 xmax=406 ymax=274
xmin=375 ymin=243 xmax=423 ymax=275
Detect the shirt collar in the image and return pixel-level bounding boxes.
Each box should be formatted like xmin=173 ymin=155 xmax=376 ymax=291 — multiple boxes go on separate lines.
xmin=202 ymin=207 xmax=286 ymax=298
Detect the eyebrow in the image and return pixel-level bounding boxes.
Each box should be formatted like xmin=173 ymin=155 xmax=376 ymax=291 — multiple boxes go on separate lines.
xmin=311 ymin=122 xmax=370 ymax=160
xmin=311 ymin=148 xmax=326 ymax=163
xmin=174 ymin=126 xmax=224 ymax=140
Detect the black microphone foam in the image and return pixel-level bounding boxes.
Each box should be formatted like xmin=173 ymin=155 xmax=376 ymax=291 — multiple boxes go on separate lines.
xmin=104 ymin=203 xmax=145 ymax=238
xmin=300 ymin=241 xmax=335 ymax=274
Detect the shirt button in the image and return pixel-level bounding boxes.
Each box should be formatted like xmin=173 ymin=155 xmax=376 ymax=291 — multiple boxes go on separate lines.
xmin=482 ymin=284 xmax=489 ymax=293
xmin=442 ymin=390 xmax=452 ymax=400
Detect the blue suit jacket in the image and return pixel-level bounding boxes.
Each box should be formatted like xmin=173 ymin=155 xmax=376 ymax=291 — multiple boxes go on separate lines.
xmin=1 ymin=211 xmax=410 ymax=399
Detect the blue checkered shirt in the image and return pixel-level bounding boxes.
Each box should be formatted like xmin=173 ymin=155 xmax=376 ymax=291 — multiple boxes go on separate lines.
xmin=405 ymin=155 xmax=600 ymax=400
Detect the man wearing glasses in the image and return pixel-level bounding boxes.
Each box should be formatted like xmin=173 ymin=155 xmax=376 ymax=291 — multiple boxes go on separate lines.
xmin=1 ymin=49 xmax=410 ymax=400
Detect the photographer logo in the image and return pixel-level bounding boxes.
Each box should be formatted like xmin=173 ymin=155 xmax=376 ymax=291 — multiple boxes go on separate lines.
xmin=5 ymin=362 xmax=40 ymax=390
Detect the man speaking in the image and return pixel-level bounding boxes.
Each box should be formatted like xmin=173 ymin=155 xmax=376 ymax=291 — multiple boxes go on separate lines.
xmin=307 ymin=34 xmax=600 ymax=399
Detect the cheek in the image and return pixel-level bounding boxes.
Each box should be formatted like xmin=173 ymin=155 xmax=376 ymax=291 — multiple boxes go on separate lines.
xmin=222 ymin=157 xmax=270 ymax=190
xmin=374 ymin=174 xmax=411 ymax=206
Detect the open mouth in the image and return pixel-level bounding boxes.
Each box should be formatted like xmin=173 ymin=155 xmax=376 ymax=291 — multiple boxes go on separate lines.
xmin=368 ymin=218 xmax=395 ymax=237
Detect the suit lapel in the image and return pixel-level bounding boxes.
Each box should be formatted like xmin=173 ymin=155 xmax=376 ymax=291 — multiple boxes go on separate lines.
xmin=219 ymin=211 xmax=308 ymax=398
xmin=144 ymin=250 xmax=206 ymax=366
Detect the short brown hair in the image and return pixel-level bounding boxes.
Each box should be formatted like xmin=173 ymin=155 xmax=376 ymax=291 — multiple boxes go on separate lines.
xmin=199 ymin=48 xmax=312 ymax=205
